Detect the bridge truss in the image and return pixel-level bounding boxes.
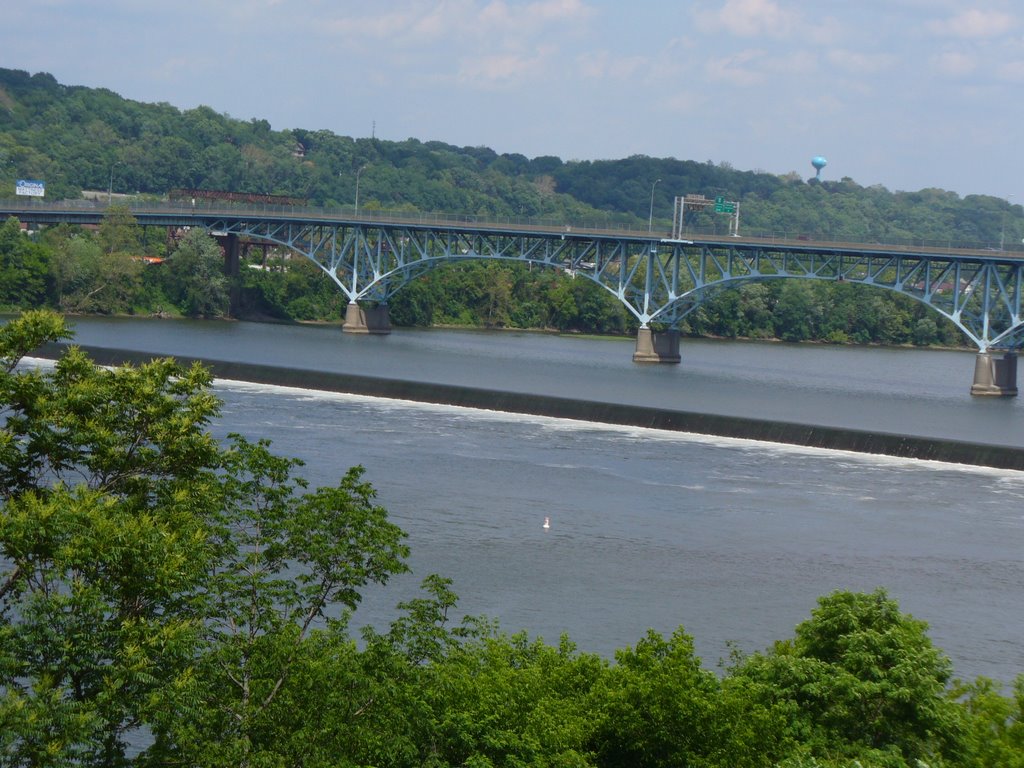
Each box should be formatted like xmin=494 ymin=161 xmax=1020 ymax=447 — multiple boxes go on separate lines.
xmin=6 ymin=199 xmax=1022 ymax=392
xmin=210 ymin=215 xmax=1024 ymax=353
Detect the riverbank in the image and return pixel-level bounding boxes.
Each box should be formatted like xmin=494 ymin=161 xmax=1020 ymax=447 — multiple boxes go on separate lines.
xmin=34 ymin=341 xmax=1024 ymax=471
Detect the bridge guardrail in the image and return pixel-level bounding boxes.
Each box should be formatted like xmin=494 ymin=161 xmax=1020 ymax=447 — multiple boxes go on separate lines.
xmin=1 ymin=196 xmax=1023 ymax=256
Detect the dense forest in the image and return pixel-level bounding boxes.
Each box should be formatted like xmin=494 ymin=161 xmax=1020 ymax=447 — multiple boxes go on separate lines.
xmin=0 ymin=66 xmax=1020 ymax=347
xmin=0 ymin=310 xmax=1021 ymax=768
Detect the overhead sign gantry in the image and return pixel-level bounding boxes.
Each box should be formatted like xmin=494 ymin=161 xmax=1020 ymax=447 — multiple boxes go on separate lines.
xmin=672 ymin=194 xmax=740 ymax=238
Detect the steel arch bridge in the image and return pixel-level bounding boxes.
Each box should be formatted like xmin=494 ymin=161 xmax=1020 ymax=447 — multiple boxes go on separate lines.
xmin=3 ymin=201 xmax=1023 ymax=394
xmin=213 ymin=215 xmax=1024 ymax=353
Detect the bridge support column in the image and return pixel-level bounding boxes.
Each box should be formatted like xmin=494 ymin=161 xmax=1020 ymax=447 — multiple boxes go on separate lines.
xmin=342 ymin=302 xmax=392 ymax=335
xmin=971 ymin=351 xmax=1018 ymax=396
xmin=633 ymin=328 xmax=681 ymax=364
xmin=224 ymin=233 xmax=241 ymax=317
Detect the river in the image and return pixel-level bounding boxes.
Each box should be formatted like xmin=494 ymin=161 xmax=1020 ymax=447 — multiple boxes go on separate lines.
xmin=37 ymin=317 xmax=1024 ymax=683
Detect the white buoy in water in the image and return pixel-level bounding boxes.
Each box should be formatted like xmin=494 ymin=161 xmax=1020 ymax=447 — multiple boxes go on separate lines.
xmin=543 ymin=516 xmax=551 ymax=530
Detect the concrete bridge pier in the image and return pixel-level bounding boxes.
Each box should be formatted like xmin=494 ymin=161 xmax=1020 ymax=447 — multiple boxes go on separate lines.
xmin=971 ymin=351 xmax=1018 ymax=396
xmin=223 ymin=233 xmax=241 ymax=316
xmin=633 ymin=328 xmax=681 ymax=363
xmin=342 ymin=302 xmax=392 ymax=335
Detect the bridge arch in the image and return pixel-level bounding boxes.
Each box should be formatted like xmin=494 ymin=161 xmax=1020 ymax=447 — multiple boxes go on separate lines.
xmin=216 ymin=222 xmax=1024 ymax=394
xmin=2 ymin=201 xmax=1021 ymax=395
xmin=646 ymin=271 xmax=1024 ymax=353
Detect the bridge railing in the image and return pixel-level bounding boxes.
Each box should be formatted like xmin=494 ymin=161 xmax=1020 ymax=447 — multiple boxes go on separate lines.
xmin=2 ymin=196 xmax=1023 ymax=256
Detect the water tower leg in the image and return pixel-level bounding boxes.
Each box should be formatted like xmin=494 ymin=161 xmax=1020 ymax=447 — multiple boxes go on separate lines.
xmin=633 ymin=328 xmax=681 ymax=363
xmin=971 ymin=351 xmax=1018 ymax=396
xmin=342 ymin=302 xmax=392 ymax=335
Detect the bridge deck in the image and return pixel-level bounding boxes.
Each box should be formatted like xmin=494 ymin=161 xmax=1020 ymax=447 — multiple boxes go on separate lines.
xmin=2 ymin=199 xmax=1022 ymax=261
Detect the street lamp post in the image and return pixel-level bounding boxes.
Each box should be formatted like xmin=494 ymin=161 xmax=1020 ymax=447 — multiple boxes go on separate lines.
xmin=107 ymin=161 xmax=123 ymax=205
xmin=355 ymin=164 xmax=368 ymax=217
xmin=1001 ymin=194 xmax=1014 ymax=251
xmin=648 ymin=178 xmax=661 ymax=233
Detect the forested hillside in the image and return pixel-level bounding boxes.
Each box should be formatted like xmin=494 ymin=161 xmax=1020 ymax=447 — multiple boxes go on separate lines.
xmin=0 ymin=66 xmax=1019 ymax=346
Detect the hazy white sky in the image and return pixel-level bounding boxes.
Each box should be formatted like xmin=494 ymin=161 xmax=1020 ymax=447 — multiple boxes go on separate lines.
xmin=5 ymin=0 xmax=1023 ymax=198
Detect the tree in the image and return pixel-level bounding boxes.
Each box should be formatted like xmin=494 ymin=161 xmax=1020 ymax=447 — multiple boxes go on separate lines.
xmin=152 ymin=438 xmax=411 ymax=766
xmin=591 ymin=627 xmax=743 ymax=768
xmin=166 ymin=227 xmax=229 ymax=317
xmin=44 ymin=206 xmax=148 ymax=314
xmin=773 ymin=281 xmax=822 ymax=342
xmin=0 ymin=310 xmax=221 ymax=766
xmin=0 ymin=217 xmax=50 ymax=308
xmin=0 ymin=311 xmax=413 ymax=766
xmin=97 ymin=205 xmax=142 ymax=256
xmin=423 ymin=629 xmax=606 ymax=768
xmin=730 ymin=589 xmax=966 ymax=766
xmin=48 ymin=231 xmax=124 ymax=313
xmin=954 ymin=675 xmax=1024 ymax=768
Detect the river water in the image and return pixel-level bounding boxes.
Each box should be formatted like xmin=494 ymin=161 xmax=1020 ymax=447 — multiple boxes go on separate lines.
xmin=44 ymin=317 xmax=1024 ymax=683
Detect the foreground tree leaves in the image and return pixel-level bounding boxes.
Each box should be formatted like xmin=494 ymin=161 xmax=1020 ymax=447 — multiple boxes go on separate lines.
xmin=0 ymin=311 xmax=220 ymax=766
xmin=0 ymin=311 xmax=410 ymax=766
xmin=954 ymin=676 xmax=1024 ymax=768
xmin=730 ymin=589 xmax=968 ymax=767
xmin=154 ymin=438 xmax=410 ymax=766
xmin=0 ymin=486 xmax=205 ymax=766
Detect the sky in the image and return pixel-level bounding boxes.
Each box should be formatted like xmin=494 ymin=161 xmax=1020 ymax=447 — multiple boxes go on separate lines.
xmin=4 ymin=0 xmax=1023 ymax=199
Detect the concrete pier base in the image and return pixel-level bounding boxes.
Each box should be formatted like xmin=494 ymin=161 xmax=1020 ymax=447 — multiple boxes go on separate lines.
xmin=342 ymin=302 xmax=392 ymax=335
xmin=633 ymin=328 xmax=681 ymax=363
xmin=223 ymin=233 xmax=241 ymax=317
xmin=971 ymin=351 xmax=1018 ymax=396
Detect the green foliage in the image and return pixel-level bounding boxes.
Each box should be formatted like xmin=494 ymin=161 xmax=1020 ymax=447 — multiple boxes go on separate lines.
xmin=0 ymin=307 xmax=70 ymax=372
xmin=953 ymin=675 xmax=1024 ymax=767
xmin=237 ymin=255 xmax=344 ymax=322
xmin=97 ymin=205 xmax=142 ymax=255
xmin=386 ymin=261 xmax=631 ymax=335
xmin=46 ymin=226 xmax=104 ymax=311
xmin=148 ymin=437 xmax=410 ymax=765
xmin=383 ymin=574 xmax=467 ymax=665
xmin=682 ymin=280 xmax=954 ymax=348
xmin=0 ymin=311 xmax=411 ymax=766
xmin=165 ymin=228 xmax=229 ymax=317
xmin=424 ymin=630 xmax=607 ymax=768
xmin=591 ymin=626 xmax=791 ymax=768
xmin=731 ymin=589 xmax=966 ymax=766
xmin=37 ymin=208 xmax=146 ymax=314
xmin=0 ymin=311 xmax=221 ymax=765
xmin=0 ymin=217 xmax=50 ymax=309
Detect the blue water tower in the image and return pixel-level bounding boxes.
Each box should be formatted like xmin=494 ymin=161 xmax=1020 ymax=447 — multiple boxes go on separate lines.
xmin=811 ymin=156 xmax=828 ymax=180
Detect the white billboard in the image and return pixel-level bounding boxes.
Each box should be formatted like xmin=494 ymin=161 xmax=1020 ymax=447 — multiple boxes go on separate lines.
xmin=15 ymin=179 xmax=45 ymax=197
